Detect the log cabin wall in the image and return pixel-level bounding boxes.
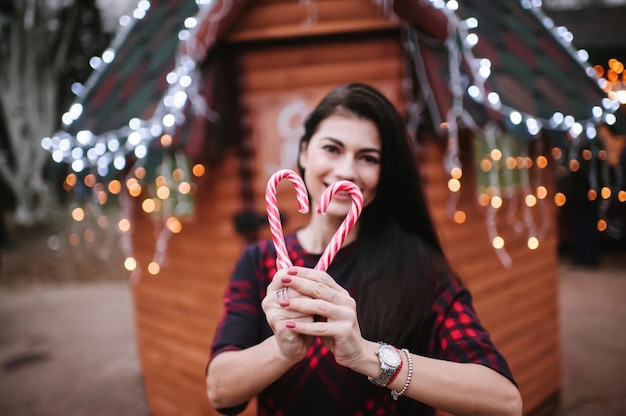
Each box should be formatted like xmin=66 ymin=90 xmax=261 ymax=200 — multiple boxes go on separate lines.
xmin=129 ymin=1 xmax=561 ymax=415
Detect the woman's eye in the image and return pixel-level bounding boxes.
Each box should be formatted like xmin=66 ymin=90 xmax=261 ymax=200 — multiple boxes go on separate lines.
xmin=361 ymin=155 xmax=380 ymax=164
xmin=323 ymin=145 xmax=340 ymax=154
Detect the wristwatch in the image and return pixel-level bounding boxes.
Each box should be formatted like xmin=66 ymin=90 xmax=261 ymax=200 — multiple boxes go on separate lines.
xmin=368 ymin=343 xmax=402 ymax=387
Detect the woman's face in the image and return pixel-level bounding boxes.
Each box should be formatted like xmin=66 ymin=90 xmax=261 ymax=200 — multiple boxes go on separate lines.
xmin=299 ymin=113 xmax=381 ymax=218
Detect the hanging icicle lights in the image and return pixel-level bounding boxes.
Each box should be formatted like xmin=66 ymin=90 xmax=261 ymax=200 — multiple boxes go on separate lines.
xmin=41 ymin=0 xmax=623 ymax=273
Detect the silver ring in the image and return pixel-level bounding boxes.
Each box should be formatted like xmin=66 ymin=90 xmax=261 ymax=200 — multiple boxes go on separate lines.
xmin=274 ymin=287 xmax=289 ymax=304
xmin=329 ymin=289 xmax=336 ymax=302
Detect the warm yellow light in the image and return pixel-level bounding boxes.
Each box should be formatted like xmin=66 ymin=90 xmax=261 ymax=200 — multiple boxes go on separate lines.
xmin=525 ymin=195 xmax=537 ymax=207
xmin=490 ymin=149 xmax=502 ymax=161
xmin=166 ymin=217 xmax=182 ymax=233
xmin=569 ymin=160 xmax=580 ymax=172
xmin=192 ymin=164 xmax=205 ymax=177
xmin=551 ymin=147 xmax=562 ymax=160
xmin=505 ymin=157 xmax=516 ymax=170
xmin=128 ymin=183 xmax=142 ymax=197
xmin=619 ymin=190 xmax=626 ymax=202
xmin=478 ymin=193 xmax=490 ymax=206
xmin=527 ymin=237 xmax=539 ymax=250
xmin=71 ymin=207 xmax=85 ymax=222
xmin=453 ymin=210 xmax=466 ymax=224
xmin=525 ymin=157 xmax=533 ymax=168
xmin=98 ymin=191 xmax=107 ymax=205
xmin=598 ymin=150 xmax=607 ymax=161
xmin=155 ymin=175 xmax=167 ymax=187
xmin=173 ymin=168 xmax=185 ymax=181
xmin=597 ymin=219 xmax=607 ymax=232
xmin=554 ymin=193 xmax=566 ymax=207
xmin=178 ymin=182 xmax=191 ymax=194
xmin=516 ymin=156 xmax=525 ymax=168
xmin=108 ymin=180 xmax=121 ymax=194
xmin=118 ymin=218 xmax=131 ymax=232
xmin=587 ymin=189 xmax=597 ymax=201
xmin=536 ymin=186 xmax=548 ymax=200
xmin=84 ymin=229 xmax=95 ymax=243
xmin=448 ymin=178 xmax=461 ymax=193
xmin=148 ymin=262 xmax=161 ymax=275
xmin=492 ymin=236 xmax=505 ymax=249
xmin=486 ymin=186 xmax=498 ymax=196
xmin=156 ymin=186 xmax=170 ymax=199
xmin=582 ymin=149 xmax=592 ymax=161
xmin=84 ymin=174 xmax=96 ymax=187
xmin=69 ymin=233 xmax=80 ymax=246
xmin=536 ymin=156 xmax=548 ymax=169
xmin=135 ymin=167 xmax=146 ymax=179
xmin=124 ymin=257 xmax=137 ymax=271
xmin=601 ymin=187 xmax=611 ymax=199
xmin=491 ymin=196 xmax=503 ymax=209
xmin=97 ymin=215 xmax=108 ymax=228
xmin=160 ymin=134 xmax=172 ymax=147
xmin=65 ymin=174 xmax=77 ymax=187
xmin=142 ymin=199 xmax=156 ymax=213
xmin=480 ymin=159 xmax=492 ymax=172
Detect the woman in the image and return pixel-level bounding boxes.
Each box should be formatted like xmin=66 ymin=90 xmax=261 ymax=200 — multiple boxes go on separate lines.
xmin=206 ymin=83 xmax=522 ymax=415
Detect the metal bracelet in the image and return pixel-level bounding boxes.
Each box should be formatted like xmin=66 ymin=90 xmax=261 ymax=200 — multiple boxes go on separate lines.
xmin=391 ymin=348 xmax=413 ymax=400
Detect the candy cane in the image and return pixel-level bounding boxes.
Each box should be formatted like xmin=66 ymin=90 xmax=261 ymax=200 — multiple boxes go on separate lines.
xmin=314 ymin=181 xmax=363 ymax=271
xmin=265 ymin=169 xmax=309 ymax=270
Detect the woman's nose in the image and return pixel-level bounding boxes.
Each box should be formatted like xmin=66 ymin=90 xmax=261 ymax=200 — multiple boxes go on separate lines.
xmin=334 ymin=155 xmax=357 ymax=181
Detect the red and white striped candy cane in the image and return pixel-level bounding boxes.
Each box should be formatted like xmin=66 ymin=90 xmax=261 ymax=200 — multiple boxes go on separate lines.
xmin=265 ymin=169 xmax=309 ymax=270
xmin=314 ymin=180 xmax=363 ymax=271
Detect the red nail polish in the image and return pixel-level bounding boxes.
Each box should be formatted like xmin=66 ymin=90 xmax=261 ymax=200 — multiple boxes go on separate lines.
xmin=286 ymin=322 xmax=296 ymax=329
xmin=281 ymin=276 xmax=292 ymax=284
xmin=279 ymin=299 xmax=290 ymax=307
xmin=287 ymin=268 xmax=298 ymax=275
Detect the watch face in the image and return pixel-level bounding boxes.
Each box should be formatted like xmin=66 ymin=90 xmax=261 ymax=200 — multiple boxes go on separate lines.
xmin=380 ymin=346 xmax=402 ymax=366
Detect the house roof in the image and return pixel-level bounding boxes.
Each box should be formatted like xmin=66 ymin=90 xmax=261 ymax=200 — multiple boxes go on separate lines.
xmin=46 ymin=0 xmax=618 ymax=173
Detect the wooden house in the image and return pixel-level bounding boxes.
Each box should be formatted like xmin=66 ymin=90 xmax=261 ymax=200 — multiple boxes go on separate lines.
xmin=46 ymin=0 xmax=616 ymax=414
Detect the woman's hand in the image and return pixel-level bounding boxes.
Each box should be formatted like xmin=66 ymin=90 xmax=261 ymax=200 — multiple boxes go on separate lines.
xmin=262 ymin=268 xmax=314 ymax=363
xmin=276 ymin=266 xmax=368 ymax=369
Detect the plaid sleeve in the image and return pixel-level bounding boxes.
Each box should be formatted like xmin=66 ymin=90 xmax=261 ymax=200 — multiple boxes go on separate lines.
xmin=428 ymin=275 xmax=517 ymax=386
xmin=209 ymin=241 xmax=275 ymax=359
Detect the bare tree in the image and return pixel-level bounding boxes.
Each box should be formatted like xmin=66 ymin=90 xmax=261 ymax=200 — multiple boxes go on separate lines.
xmin=0 ymin=0 xmax=110 ymax=225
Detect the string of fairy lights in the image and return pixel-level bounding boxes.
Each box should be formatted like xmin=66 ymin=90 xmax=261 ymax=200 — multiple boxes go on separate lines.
xmin=41 ymin=0 xmax=624 ymax=275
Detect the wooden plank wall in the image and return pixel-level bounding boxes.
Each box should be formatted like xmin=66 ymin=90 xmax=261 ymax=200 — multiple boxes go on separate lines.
xmin=129 ymin=1 xmax=561 ymax=415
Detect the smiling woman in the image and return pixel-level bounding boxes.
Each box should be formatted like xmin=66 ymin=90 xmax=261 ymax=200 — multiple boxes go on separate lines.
xmin=205 ymin=83 xmax=522 ymax=416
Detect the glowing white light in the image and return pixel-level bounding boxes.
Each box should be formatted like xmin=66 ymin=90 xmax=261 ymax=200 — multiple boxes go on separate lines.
xmin=107 ymin=139 xmax=120 ymax=152
xmin=570 ymin=123 xmax=583 ymax=137
xmin=41 ymin=137 xmax=51 ymax=150
xmin=133 ymin=8 xmax=147 ymax=19
xmin=72 ymin=159 xmax=85 ymax=172
xmin=69 ymin=103 xmax=83 ymax=120
xmin=598 ymin=78 xmax=608 ymax=89
xmin=76 ymin=130 xmax=93 ymax=145
xmin=134 ymin=144 xmax=147 ymax=158
xmin=586 ymin=124 xmax=597 ymax=139
xmin=52 ymin=150 xmax=64 ymax=163
xmin=184 ymin=17 xmax=197 ymax=28
xmin=526 ymin=118 xmax=540 ymax=135
xmin=592 ymin=106 xmax=603 ymax=118
xmin=163 ymin=114 xmax=176 ymax=128
xmin=102 ymin=49 xmax=115 ymax=63
xmin=62 ymin=112 xmax=74 ymax=126
xmin=446 ymin=0 xmax=459 ymax=10
xmin=605 ymin=113 xmax=617 ymax=125
xmin=532 ymin=0 xmax=542 ymax=7
xmin=113 ymin=155 xmax=126 ymax=170
xmin=563 ymin=115 xmax=575 ymax=128
xmin=509 ymin=111 xmax=523 ymax=125
xmin=468 ymin=85 xmax=481 ymax=100
xmin=87 ymin=148 xmax=98 ymax=161
xmin=150 ymin=124 xmax=163 ymax=137
xmin=602 ymin=98 xmax=614 ymax=110
xmin=71 ymin=147 xmax=84 ymax=159
xmin=97 ymin=155 xmax=111 ymax=168
xmin=465 ymin=17 xmax=478 ymax=29
xmin=71 ymin=82 xmax=83 ymax=96
xmin=466 ymin=33 xmax=479 ymax=46
xmin=128 ymin=131 xmax=142 ymax=146
xmin=616 ymin=90 xmax=626 ymax=104
xmin=586 ymin=67 xmax=595 ymax=78
xmin=179 ymin=75 xmax=192 ymax=88
xmin=166 ymin=72 xmax=178 ymax=85
xmin=478 ymin=66 xmax=491 ymax=79
xmin=550 ymin=112 xmax=564 ymax=126
xmin=89 ymin=56 xmax=102 ymax=69
xmin=163 ymin=95 xmax=174 ymax=107
xmin=59 ymin=138 xmax=71 ymax=152
xmin=138 ymin=0 xmax=151 ymax=11
xmin=487 ymin=92 xmax=500 ymax=105
xmin=178 ymin=30 xmax=190 ymax=41
xmin=129 ymin=118 xmax=142 ymax=130
xmin=173 ymin=91 xmax=188 ymax=108
xmin=97 ymin=165 xmax=109 ymax=177
xmin=520 ymin=0 xmax=532 ymax=9
xmin=576 ymin=49 xmax=589 ymax=62
xmin=542 ymin=17 xmax=554 ymax=28
xmin=95 ymin=142 xmax=107 ymax=155
xmin=119 ymin=15 xmax=132 ymax=26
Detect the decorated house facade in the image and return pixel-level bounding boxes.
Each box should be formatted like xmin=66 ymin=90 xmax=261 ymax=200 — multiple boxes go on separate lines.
xmin=43 ymin=0 xmax=621 ymax=415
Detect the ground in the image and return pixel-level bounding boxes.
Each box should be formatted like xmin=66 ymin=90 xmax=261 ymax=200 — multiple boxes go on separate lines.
xmin=0 ymin=214 xmax=625 ymax=415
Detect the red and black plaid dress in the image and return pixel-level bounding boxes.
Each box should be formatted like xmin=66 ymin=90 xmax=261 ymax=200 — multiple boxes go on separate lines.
xmin=210 ymin=234 xmax=515 ymax=415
